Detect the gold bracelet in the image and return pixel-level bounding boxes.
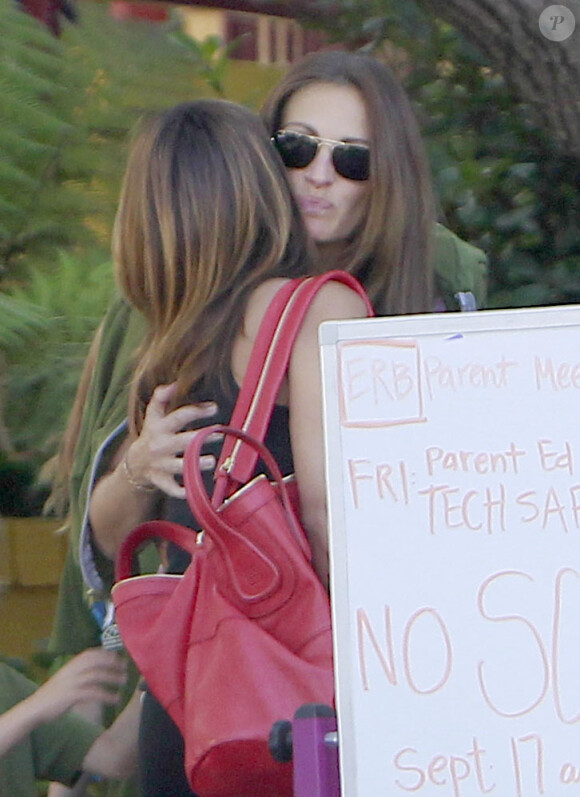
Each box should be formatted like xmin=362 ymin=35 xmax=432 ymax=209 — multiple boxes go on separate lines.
xmin=122 ymin=453 xmax=157 ymax=493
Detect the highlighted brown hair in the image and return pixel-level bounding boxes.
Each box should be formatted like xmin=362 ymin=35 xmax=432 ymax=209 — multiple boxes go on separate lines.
xmin=112 ymin=100 xmax=312 ymax=433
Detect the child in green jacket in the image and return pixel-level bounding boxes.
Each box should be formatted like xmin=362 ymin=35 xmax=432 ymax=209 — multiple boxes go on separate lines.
xmin=0 ymin=648 xmax=139 ymax=796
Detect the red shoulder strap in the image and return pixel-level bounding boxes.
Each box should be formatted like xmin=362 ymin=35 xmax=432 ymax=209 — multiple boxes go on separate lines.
xmin=213 ymin=271 xmax=373 ymax=500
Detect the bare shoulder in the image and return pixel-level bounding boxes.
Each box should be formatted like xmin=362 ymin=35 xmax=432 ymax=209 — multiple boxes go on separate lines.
xmin=243 ymin=277 xmax=368 ymax=341
xmin=302 ymin=280 xmax=369 ymax=328
xmin=243 ymin=278 xmax=290 ymax=338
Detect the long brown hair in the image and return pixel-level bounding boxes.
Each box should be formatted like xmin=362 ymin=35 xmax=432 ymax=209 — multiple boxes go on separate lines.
xmin=113 ymin=100 xmax=312 ymax=433
xmin=262 ymin=50 xmax=435 ymax=316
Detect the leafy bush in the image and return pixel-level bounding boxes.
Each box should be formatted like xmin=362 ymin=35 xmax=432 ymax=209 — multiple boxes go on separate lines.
xmin=409 ymin=26 xmax=580 ymax=308
xmin=0 ymin=0 xmax=83 ymax=279
xmin=4 ymin=252 xmax=115 ymax=464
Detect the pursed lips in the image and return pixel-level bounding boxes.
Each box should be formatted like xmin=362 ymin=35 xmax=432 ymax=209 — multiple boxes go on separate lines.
xmin=298 ymin=195 xmax=334 ymax=215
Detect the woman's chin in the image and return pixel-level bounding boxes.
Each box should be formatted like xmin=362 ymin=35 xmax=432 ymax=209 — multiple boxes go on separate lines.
xmin=308 ymin=223 xmax=344 ymax=246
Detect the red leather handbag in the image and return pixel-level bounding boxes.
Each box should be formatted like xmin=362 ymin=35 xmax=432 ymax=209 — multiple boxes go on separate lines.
xmin=112 ymin=272 xmax=374 ymax=797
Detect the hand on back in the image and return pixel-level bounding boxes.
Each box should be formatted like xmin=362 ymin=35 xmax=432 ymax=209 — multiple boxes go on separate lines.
xmin=125 ymin=382 xmax=218 ymax=498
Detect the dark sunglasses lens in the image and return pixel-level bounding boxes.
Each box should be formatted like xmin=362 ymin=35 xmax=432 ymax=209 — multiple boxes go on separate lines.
xmin=273 ymin=132 xmax=317 ymax=169
xmin=333 ymin=144 xmax=370 ymax=181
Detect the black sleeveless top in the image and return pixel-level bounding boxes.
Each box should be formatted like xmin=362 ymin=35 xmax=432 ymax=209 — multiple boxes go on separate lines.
xmin=161 ymin=370 xmax=293 ymax=574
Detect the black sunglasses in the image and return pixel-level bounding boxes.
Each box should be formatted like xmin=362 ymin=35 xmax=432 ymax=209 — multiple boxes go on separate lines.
xmin=271 ymin=129 xmax=370 ymax=182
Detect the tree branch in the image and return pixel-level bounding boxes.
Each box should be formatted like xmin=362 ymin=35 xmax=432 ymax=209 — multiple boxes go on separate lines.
xmin=169 ymin=0 xmax=339 ymax=22
xmin=417 ymin=0 xmax=580 ymax=158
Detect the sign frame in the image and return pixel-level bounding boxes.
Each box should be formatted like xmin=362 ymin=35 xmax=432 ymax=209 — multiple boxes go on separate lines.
xmin=320 ymin=304 xmax=580 ymax=797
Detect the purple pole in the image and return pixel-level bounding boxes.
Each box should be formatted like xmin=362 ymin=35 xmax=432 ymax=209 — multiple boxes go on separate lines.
xmin=292 ymin=704 xmax=340 ymax=797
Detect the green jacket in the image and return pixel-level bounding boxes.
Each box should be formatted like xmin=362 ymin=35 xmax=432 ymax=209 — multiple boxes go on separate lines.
xmin=433 ymin=223 xmax=487 ymax=311
xmin=51 ymin=298 xmax=146 ymax=652
xmin=0 ymin=663 xmax=101 ymax=796
xmin=48 ymin=300 xmax=145 ymax=797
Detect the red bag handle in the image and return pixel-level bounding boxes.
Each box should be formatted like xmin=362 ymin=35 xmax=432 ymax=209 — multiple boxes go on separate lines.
xmin=115 ymin=423 xmax=303 ymax=588
xmin=114 ymin=519 xmax=200 ymax=581
xmin=184 ymin=423 xmax=307 ymax=551
xmin=183 ymin=423 xmax=310 ymax=603
xmin=214 ymin=271 xmax=373 ymax=500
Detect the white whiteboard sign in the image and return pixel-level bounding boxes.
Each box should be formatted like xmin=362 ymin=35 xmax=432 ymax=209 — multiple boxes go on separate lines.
xmin=320 ymin=306 xmax=580 ymax=797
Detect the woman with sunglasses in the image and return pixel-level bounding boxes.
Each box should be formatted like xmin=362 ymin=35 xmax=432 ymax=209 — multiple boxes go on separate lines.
xmin=263 ymin=49 xmax=487 ymax=316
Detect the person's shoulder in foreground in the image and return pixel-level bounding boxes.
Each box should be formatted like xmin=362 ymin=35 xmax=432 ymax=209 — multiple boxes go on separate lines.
xmin=0 ymin=649 xmax=139 ymax=797
xmin=0 ymin=659 xmax=99 ymax=796
xmin=433 ymin=223 xmax=488 ymax=311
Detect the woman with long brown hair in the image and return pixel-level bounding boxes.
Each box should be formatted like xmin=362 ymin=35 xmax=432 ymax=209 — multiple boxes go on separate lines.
xmin=262 ymin=49 xmax=438 ymax=316
xmin=87 ymin=98 xmax=367 ymax=794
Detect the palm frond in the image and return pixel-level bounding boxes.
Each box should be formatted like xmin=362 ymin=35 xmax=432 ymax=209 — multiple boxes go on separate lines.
xmin=0 ymin=293 xmax=47 ymax=348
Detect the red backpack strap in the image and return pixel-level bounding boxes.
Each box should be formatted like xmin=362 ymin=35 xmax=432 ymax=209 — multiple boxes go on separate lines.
xmin=213 ymin=271 xmax=373 ymax=501
xmin=222 ymin=277 xmax=307 ymax=440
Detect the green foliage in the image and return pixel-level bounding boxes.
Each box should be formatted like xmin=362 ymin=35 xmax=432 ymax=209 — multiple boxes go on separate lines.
xmin=0 ymin=294 xmax=46 ymax=348
xmin=412 ymin=30 xmax=580 ymax=308
xmin=0 ymin=0 xmax=224 ymax=287
xmin=0 ymin=0 xmax=285 ymax=285
xmin=0 ymin=1 xmax=201 ymax=467
xmin=170 ymin=30 xmax=250 ymax=97
xmin=299 ymin=0 xmax=580 ymax=309
xmin=0 ymin=0 xmax=79 ymax=276
xmin=4 ymin=251 xmax=115 ymax=464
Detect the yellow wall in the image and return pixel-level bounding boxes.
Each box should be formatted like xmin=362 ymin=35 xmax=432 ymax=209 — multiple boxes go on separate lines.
xmin=0 ymin=518 xmax=66 ymax=659
xmin=177 ymin=7 xmax=307 ymax=66
xmin=179 ymin=7 xmax=224 ymax=41
xmin=0 ymin=585 xmax=60 ymax=660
